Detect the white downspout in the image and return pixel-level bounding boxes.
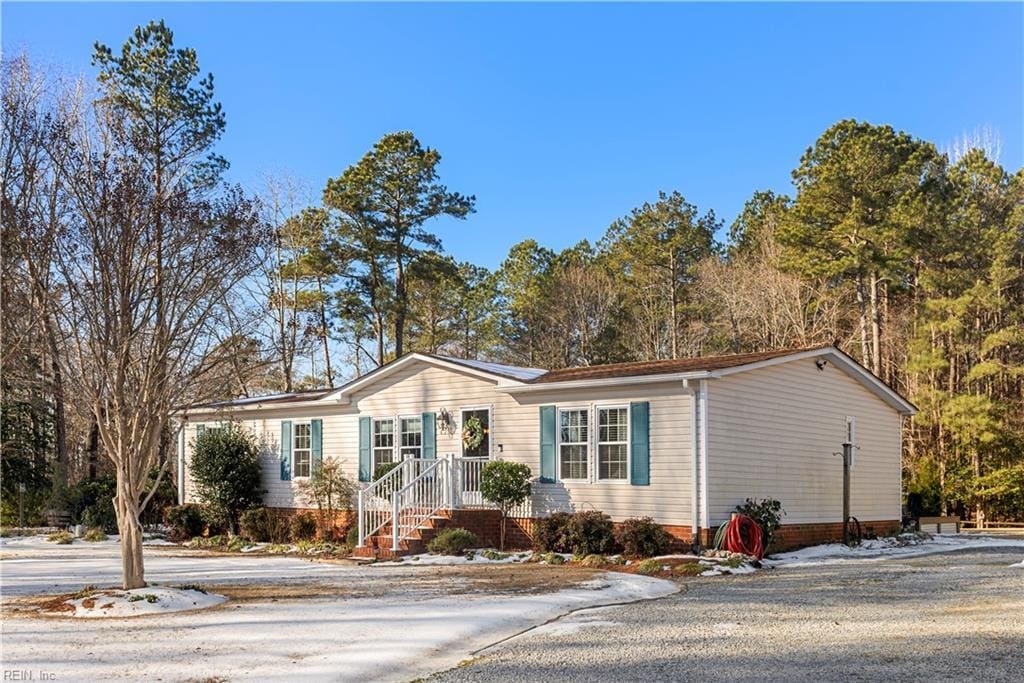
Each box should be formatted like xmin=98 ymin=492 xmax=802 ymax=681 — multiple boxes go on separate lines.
xmin=685 ymin=379 xmax=700 ymax=542
xmin=698 ymin=379 xmax=710 ymax=533
xmin=177 ymin=421 xmax=186 ymax=505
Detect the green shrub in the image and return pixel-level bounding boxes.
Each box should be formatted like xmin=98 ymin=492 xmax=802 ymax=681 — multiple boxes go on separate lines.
xmin=614 ymin=517 xmax=672 ymax=558
xmin=532 ymin=512 xmax=572 ymax=552
xmin=541 ymin=552 xmax=565 ymax=565
xmin=163 ymin=504 xmax=206 ymax=542
xmin=636 ymin=559 xmax=664 ymax=575
xmin=345 ymin=525 xmax=360 ymax=547
xmin=240 ymin=507 xmax=290 ymax=543
xmin=66 ymin=475 xmax=118 ymax=533
xmin=672 ymin=562 xmax=705 ymax=577
xmin=734 ymin=498 xmax=785 ymax=550
xmin=427 ymin=528 xmax=479 ymax=555
xmin=176 ymin=584 xmax=206 ymax=593
xmin=562 ymin=511 xmax=615 ymax=556
xmin=82 ymin=527 xmax=108 ymax=542
xmin=289 ymin=512 xmax=318 ymax=542
xmin=47 ymin=530 xmax=73 ymax=544
xmin=190 ymin=424 xmax=264 ymax=534
xmin=479 ymin=461 xmax=532 ymax=550
xmin=481 ymin=549 xmax=510 ymax=561
xmin=580 ymin=553 xmax=607 ymax=567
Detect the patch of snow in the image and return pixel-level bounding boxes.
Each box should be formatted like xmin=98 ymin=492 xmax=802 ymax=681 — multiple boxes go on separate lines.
xmin=378 ymin=549 xmax=534 ymax=566
xmin=141 ymin=538 xmax=176 ymax=546
xmin=1009 ymin=558 xmax=1024 ymax=568
xmin=766 ymin=533 xmax=1024 ymax=568
xmin=63 ymin=587 xmax=226 ymax=618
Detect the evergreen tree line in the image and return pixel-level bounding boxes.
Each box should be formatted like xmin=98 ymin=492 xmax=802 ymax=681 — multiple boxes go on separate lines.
xmin=2 ymin=24 xmax=1020 ymax=548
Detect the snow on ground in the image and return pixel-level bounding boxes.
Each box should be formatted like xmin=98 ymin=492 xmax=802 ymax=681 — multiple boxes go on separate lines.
xmin=1 ymin=537 xmax=677 ymax=682
xmin=766 ymin=532 xmax=1024 ymax=568
xmin=62 ymin=586 xmax=226 ymax=618
xmin=379 ymin=549 xmax=535 ymax=566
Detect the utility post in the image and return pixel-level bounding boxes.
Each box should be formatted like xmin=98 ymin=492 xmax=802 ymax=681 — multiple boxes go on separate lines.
xmin=841 ymin=442 xmax=852 ymax=544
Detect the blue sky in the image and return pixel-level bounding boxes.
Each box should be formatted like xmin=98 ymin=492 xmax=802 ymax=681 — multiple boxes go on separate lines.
xmin=4 ymin=2 xmax=1022 ymax=269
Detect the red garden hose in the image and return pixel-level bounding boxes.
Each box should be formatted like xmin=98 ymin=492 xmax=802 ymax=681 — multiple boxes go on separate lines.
xmin=722 ymin=514 xmax=765 ymax=559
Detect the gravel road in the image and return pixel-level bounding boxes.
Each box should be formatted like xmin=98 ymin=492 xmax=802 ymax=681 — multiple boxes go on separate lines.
xmin=430 ymin=548 xmax=1024 ymax=682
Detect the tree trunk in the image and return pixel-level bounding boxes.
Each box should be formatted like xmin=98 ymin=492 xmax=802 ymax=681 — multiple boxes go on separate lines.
xmin=317 ymin=276 xmax=333 ymax=387
xmin=115 ymin=469 xmax=146 ymax=589
xmin=394 ymin=255 xmax=406 ymax=358
xmin=869 ymin=270 xmax=881 ymax=376
xmin=855 ymin=274 xmax=870 ymax=368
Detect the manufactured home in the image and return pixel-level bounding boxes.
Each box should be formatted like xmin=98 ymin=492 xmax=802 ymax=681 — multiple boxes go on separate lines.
xmin=175 ymin=345 xmax=915 ymax=555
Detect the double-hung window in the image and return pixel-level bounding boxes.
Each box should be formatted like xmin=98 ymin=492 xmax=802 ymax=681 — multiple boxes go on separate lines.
xmin=597 ymin=407 xmax=629 ymax=481
xmin=372 ymin=418 xmax=395 ymax=472
xmin=293 ymin=422 xmax=312 ymax=478
xmin=559 ymin=408 xmax=589 ymax=480
xmin=400 ymin=416 xmax=422 ymax=459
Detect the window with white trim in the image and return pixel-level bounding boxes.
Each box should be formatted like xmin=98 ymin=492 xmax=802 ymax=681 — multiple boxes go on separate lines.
xmin=559 ymin=408 xmax=589 ymax=480
xmin=293 ymin=422 xmax=312 ymax=478
xmin=597 ymin=407 xmax=629 ymax=480
xmin=372 ymin=418 xmax=395 ymax=471
xmin=400 ymin=416 xmax=422 ymax=459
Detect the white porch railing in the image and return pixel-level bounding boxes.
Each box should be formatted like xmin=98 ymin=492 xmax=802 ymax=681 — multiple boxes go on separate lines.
xmin=356 ymin=455 xmax=497 ymax=551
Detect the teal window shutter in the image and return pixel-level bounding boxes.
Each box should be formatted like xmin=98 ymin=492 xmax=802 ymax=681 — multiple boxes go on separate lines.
xmin=280 ymin=420 xmax=293 ymax=481
xmin=311 ymin=419 xmax=323 ymax=472
xmin=358 ymin=416 xmax=372 ymax=481
xmin=422 ymin=412 xmax=436 ymax=460
xmin=630 ymin=401 xmax=650 ymax=486
xmin=539 ymin=405 xmax=556 ymax=483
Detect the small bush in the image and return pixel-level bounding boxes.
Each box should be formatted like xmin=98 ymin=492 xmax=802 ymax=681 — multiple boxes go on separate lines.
xmin=672 ymin=562 xmax=705 ymax=577
xmin=82 ymin=527 xmax=108 ymax=542
xmin=636 ymin=559 xmax=664 ymax=575
xmin=345 ymin=525 xmax=360 ymax=547
xmin=532 ymin=512 xmax=572 ymax=552
xmin=289 ymin=512 xmax=318 ymax=542
xmin=164 ymin=504 xmax=206 ymax=542
xmin=73 ymin=585 xmax=97 ymax=599
xmin=176 ymin=584 xmax=206 ymax=593
xmin=240 ymin=507 xmax=290 ymax=543
xmin=427 ymin=528 xmax=479 ymax=555
xmin=481 ymin=549 xmax=510 ymax=561
xmin=580 ymin=553 xmax=607 ymax=567
xmin=128 ymin=594 xmax=144 ymax=603
xmin=615 ymin=517 xmax=672 ymax=558
xmin=541 ymin=552 xmax=565 ymax=565
xmin=47 ymin=530 xmax=73 ymax=544
xmin=562 ymin=511 xmax=615 ymax=556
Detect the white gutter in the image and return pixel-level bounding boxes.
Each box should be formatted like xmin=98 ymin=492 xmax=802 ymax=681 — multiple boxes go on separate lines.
xmin=698 ymin=379 xmax=710 ymax=531
xmin=496 ymin=371 xmax=712 ymax=394
xmin=177 ymin=421 xmax=185 ymax=505
xmin=685 ymin=379 xmax=699 ymax=541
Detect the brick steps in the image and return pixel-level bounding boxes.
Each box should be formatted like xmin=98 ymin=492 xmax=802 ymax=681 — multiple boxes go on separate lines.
xmin=350 ymin=512 xmax=452 ymax=560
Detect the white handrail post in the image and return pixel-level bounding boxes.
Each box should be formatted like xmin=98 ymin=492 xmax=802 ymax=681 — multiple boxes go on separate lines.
xmin=392 ymin=494 xmax=400 ymax=551
xmin=357 ymin=488 xmax=365 ymax=547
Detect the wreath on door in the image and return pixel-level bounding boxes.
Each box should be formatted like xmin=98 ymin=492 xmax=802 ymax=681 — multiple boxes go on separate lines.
xmin=462 ymin=416 xmax=485 ymax=450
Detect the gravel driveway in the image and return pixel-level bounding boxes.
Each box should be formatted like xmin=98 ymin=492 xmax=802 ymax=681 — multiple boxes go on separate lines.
xmin=431 ymin=547 xmax=1024 ymax=682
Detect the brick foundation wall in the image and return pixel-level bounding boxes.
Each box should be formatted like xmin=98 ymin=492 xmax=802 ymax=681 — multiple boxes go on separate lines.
xmin=266 ymin=505 xmax=899 ymax=554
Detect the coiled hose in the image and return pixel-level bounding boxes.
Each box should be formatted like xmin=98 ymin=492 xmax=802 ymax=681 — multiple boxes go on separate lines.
xmin=721 ymin=514 xmax=765 ymax=559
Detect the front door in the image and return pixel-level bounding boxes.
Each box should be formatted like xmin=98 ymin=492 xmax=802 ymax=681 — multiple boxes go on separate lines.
xmin=460 ymin=408 xmax=491 ymax=503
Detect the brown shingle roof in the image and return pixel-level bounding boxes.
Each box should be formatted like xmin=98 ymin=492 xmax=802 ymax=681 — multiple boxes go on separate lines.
xmin=530 ymin=345 xmax=831 ymax=383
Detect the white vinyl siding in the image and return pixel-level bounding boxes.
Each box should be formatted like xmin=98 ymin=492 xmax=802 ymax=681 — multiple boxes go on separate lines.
xmin=705 ymin=360 xmax=901 ymax=525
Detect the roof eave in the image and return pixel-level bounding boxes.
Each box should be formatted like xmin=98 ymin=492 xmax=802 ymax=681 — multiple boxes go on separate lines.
xmin=495 ymin=371 xmax=712 ymax=393
xmin=172 ymin=395 xmax=349 ymax=417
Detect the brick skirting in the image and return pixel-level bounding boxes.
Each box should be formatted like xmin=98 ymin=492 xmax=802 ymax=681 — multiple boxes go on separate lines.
xmin=267 ymin=505 xmax=900 ymax=553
